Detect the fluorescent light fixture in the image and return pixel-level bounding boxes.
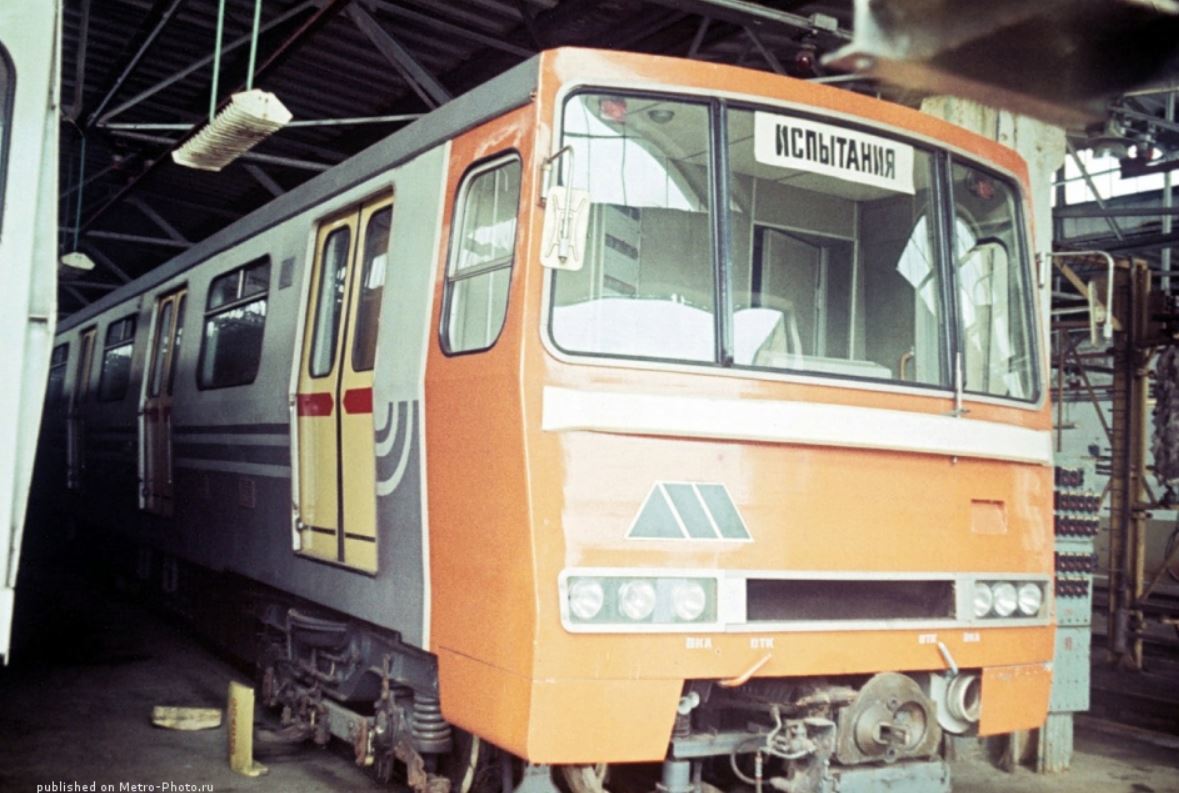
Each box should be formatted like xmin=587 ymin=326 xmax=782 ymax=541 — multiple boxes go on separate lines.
xmin=172 ymin=89 xmax=292 ymax=172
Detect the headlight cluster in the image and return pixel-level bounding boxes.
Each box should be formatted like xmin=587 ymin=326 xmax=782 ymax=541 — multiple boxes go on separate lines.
xmin=973 ymin=581 xmax=1043 ymax=618
xmin=566 ymin=577 xmax=716 ymax=625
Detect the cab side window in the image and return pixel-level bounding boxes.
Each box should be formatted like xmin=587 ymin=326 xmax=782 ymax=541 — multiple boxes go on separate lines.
xmin=442 ymin=156 xmax=522 ymax=353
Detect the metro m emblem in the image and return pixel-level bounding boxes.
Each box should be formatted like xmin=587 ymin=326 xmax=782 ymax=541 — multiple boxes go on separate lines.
xmin=627 ymin=482 xmax=752 ymax=541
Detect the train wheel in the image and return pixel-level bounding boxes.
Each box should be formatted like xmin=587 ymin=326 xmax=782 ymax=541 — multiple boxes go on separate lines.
xmin=443 ymin=729 xmax=500 ymax=793
xmin=559 ymin=764 xmax=609 ymax=793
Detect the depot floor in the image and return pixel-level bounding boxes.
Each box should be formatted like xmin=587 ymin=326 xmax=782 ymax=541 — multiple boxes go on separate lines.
xmin=2 ymin=561 xmax=1177 ymax=793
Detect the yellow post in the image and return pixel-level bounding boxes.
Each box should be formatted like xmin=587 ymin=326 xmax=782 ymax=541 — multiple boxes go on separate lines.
xmin=227 ymin=681 xmax=268 ymax=777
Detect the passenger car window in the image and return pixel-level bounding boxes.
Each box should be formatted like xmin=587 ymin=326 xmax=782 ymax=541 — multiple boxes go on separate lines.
xmin=443 ymin=156 xmax=521 ymax=353
xmin=97 ymin=315 xmax=137 ymax=401
xmin=198 ymin=257 xmax=269 ymax=388
xmin=47 ymin=343 xmax=68 ymax=405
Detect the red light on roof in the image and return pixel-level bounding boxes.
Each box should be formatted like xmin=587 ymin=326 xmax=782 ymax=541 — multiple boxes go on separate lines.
xmin=599 ymin=97 xmax=628 ymax=123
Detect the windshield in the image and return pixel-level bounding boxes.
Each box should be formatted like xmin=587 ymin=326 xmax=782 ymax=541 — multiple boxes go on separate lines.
xmin=549 ymin=92 xmax=1036 ymax=399
xmin=553 ymin=95 xmax=716 ymax=362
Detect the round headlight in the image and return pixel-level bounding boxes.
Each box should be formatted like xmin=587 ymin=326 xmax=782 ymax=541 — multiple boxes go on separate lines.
xmin=992 ymin=582 xmax=1018 ymax=617
xmin=671 ymin=581 xmax=708 ymax=622
xmin=618 ymin=580 xmax=657 ymax=621
xmin=1017 ymin=582 xmax=1043 ymax=616
xmin=972 ymin=582 xmax=994 ymax=618
xmin=568 ymin=579 xmax=604 ymax=621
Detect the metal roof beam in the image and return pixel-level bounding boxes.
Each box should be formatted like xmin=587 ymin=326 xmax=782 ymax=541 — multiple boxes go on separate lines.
xmin=106 ymin=130 xmax=333 ymax=172
xmin=1061 ymin=230 xmax=1179 ymax=255
xmin=134 ymin=192 xmax=242 ymax=221
xmin=86 ymin=0 xmax=190 ymax=128
xmin=614 ymin=9 xmax=691 ymax=50
xmin=61 ymin=286 xmax=92 ymax=307
xmin=222 ymin=149 xmax=332 ymax=172
xmin=513 ymin=0 xmax=545 ymax=50
xmin=79 ymin=243 xmax=133 ymax=284
xmin=69 ymin=281 xmax=121 ymax=292
xmin=347 ymin=4 xmax=452 ymax=109
xmin=641 ymin=0 xmax=850 ymax=40
xmin=66 ymin=0 xmax=92 ymax=121
xmin=102 ymin=113 xmax=422 ymax=131
xmin=1067 ymin=140 xmax=1124 ymax=242
xmin=95 ymin=0 xmax=319 ymax=126
xmin=364 ymin=1 xmax=532 ymax=57
xmin=244 ymin=164 xmax=285 ymax=197
xmin=84 ymin=230 xmax=192 ymax=249
xmin=81 ymin=0 xmax=351 ymax=233
xmin=60 ymin=158 xmax=134 ymax=202
xmin=129 ymin=196 xmax=188 ymax=243
xmin=688 ymin=16 xmax=711 ymax=58
xmin=1112 ymin=104 xmax=1179 ymax=138
xmin=743 ymin=26 xmax=784 ymax=74
xmin=1054 ymin=206 xmax=1179 ymax=219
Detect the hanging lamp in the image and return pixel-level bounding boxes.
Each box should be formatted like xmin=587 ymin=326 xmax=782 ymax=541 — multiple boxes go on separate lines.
xmin=173 ymin=0 xmax=291 ymax=172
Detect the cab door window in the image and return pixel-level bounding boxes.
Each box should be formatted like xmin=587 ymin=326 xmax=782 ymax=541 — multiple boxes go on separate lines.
xmin=950 ymin=162 xmax=1037 ymax=401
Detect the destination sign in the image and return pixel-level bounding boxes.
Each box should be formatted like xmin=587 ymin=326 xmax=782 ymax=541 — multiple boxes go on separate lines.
xmin=754 ymin=111 xmax=915 ymax=195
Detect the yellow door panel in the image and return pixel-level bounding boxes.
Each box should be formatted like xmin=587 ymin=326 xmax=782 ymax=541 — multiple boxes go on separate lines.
xmin=343 ymin=536 xmax=378 ymax=572
xmin=339 ymin=197 xmax=393 ymax=571
xmin=297 ymin=214 xmax=357 ymax=561
xmin=297 ymin=396 xmax=338 ymax=562
xmin=294 ymin=194 xmax=392 ymax=572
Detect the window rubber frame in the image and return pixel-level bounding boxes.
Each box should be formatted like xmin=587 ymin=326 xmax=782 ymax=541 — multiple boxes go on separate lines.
xmin=439 ymin=149 xmax=524 ymax=357
xmin=943 ymin=153 xmax=1042 ymax=405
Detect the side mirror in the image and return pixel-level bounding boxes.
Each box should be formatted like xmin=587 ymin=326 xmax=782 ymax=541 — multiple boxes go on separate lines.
xmin=540 ymin=184 xmax=590 ymax=272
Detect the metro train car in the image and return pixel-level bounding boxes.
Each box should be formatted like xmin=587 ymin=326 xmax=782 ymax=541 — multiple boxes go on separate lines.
xmin=36 ymin=48 xmax=1054 ymax=793
xmin=1 ymin=0 xmax=61 ymax=662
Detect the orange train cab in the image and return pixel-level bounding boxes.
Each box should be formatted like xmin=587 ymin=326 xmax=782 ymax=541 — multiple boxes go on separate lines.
xmin=424 ymin=49 xmax=1052 ymax=788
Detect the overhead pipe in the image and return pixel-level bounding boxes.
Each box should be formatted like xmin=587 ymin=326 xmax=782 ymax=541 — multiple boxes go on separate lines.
xmin=209 ymin=0 xmax=226 ymax=123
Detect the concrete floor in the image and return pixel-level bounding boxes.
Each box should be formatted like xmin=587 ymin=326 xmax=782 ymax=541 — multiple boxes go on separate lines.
xmin=2 ymin=563 xmax=1177 ymax=793
xmin=952 ymin=723 xmax=1179 ymax=793
xmin=0 ymin=565 xmax=377 ymax=793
